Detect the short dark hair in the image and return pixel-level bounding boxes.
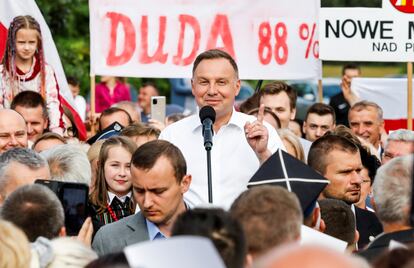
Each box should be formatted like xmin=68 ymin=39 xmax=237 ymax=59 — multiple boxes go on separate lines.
xmin=305 ymin=103 xmax=336 ymax=124
xmin=319 ymin=199 xmax=356 ymax=245
xmin=120 ymin=123 xmax=160 ymax=139
xmin=342 ymin=63 xmax=361 ymax=75
xmin=260 ymin=81 xmax=297 ymax=110
xmin=131 ymin=140 xmax=186 ymax=183
xmin=67 ymin=76 xmax=80 ymax=87
xmin=11 ymin=91 xmax=48 ymax=118
xmin=308 ymin=134 xmax=359 ymax=175
xmin=230 ymin=186 xmax=302 ymax=256
xmin=99 ymin=107 xmax=132 ymax=131
xmin=141 ymin=81 xmax=159 ymax=95
xmin=172 ymin=208 xmax=246 ymax=268
xmin=192 ymin=49 xmax=238 ymax=79
xmin=0 ymin=184 xmax=64 ymax=242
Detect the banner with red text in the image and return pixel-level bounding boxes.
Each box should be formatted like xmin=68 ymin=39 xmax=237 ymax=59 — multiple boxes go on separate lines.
xmin=89 ymin=0 xmax=321 ymax=80
xmin=352 ymin=77 xmax=414 ymax=132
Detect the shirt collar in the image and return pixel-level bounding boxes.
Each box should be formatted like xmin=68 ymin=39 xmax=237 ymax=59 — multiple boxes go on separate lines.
xmin=191 ymin=108 xmax=245 ymax=133
xmin=146 ymin=219 xmax=167 ymax=240
xmin=107 ymin=191 xmax=132 ymax=204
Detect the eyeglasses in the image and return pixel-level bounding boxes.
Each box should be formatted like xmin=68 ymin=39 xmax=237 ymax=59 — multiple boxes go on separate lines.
xmin=64 ymin=126 xmax=76 ymax=138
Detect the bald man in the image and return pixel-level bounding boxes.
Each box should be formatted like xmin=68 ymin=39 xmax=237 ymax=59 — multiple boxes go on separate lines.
xmin=0 ymin=109 xmax=28 ymax=153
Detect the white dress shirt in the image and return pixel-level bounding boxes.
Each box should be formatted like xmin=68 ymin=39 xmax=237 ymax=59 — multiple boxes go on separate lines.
xmin=160 ymin=110 xmax=285 ymax=209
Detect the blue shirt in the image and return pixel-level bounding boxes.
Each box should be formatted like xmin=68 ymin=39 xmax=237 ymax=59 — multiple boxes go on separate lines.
xmin=146 ymin=219 xmax=166 ymax=240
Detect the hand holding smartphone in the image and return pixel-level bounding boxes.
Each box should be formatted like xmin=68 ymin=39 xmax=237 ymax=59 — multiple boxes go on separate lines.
xmin=151 ymin=96 xmax=166 ymax=123
xmin=35 ymin=179 xmax=89 ymax=236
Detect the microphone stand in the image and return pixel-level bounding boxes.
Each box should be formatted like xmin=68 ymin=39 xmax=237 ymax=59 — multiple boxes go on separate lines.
xmin=206 ymin=148 xmax=213 ymax=203
xmin=203 ymin=120 xmax=213 ymax=203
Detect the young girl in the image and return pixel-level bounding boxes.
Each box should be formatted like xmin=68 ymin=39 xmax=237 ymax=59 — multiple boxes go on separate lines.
xmin=0 ymin=15 xmax=63 ymax=134
xmin=89 ymin=136 xmax=137 ymax=231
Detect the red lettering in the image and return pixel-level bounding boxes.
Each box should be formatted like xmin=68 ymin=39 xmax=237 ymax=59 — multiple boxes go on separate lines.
xmin=139 ymin=16 xmax=168 ymax=64
xmin=173 ymin=15 xmax=201 ymax=66
xmin=274 ymin=23 xmax=288 ymax=65
xmin=106 ymin=12 xmax=136 ymax=66
xmin=206 ymin=14 xmax=235 ymax=59
xmin=257 ymin=22 xmax=272 ymax=65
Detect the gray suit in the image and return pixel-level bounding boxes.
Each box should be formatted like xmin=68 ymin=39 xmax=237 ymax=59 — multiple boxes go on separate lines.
xmin=92 ymin=212 xmax=149 ymax=256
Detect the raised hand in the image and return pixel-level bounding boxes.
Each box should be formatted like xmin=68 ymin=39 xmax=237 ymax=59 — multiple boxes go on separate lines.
xmin=244 ymin=104 xmax=271 ymax=164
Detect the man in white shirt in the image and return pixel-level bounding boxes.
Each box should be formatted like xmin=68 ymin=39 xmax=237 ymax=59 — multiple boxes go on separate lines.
xmin=160 ymin=49 xmax=284 ymax=208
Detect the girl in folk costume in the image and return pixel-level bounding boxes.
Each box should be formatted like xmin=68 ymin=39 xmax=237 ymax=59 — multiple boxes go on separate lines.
xmin=89 ymin=136 xmax=137 ymax=232
xmin=0 ymin=15 xmax=64 ymax=134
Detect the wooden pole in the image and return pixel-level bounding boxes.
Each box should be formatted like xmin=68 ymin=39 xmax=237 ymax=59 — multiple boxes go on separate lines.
xmin=90 ymin=74 xmax=96 ymax=135
xmin=318 ymin=79 xmax=323 ymax=103
xmin=408 ymin=62 xmax=413 ymax=130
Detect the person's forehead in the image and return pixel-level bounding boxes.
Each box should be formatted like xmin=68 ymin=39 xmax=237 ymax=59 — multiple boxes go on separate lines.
xmin=344 ymin=68 xmax=360 ymax=77
xmin=193 ymin=58 xmax=236 ymax=77
xmin=131 ymin=157 xmax=177 ymax=185
xmin=14 ymin=105 xmax=44 ymax=118
xmin=350 ymin=107 xmax=379 ymax=120
xmin=0 ymin=112 xmax=26 ymax=131
xmin=307 ymin=113 xmax=333 ymax=123
xmin=387 ymin=140 xmax=414 ymax=151
xmin=262 ymin=92 xmax=291 ymax=107
xmin=6 ymin=161 xmax=49 ymax=180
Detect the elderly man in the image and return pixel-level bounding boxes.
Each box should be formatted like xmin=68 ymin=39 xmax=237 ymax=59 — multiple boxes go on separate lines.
xmin=160 ymin=49 xmax=284 ymax=209
xmin=40 ymin=144 xmax=91 ymax=186
xmin=0 ymin=109 xmax=28 ymax=153
xmin=358 ymin=155 xmax=413 ymax=262
xmin=92 ymin=140 xmax=192 ymax=256
xmin=0 ymin=148 xmax=50 ymax=205
xmin=11 ymin=91 xmax=49 ymax=143
xmin=382 ymin=129 xmax=414 ymax=164
xmin=348 ymin=101 xmax=384 ymax=154
xmin=308 ymin=134 xmax=383 ymax=249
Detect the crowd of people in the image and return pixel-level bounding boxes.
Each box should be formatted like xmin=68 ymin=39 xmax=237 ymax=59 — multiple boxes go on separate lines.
xmin=1 ymin=15 xmax=414 ymax=268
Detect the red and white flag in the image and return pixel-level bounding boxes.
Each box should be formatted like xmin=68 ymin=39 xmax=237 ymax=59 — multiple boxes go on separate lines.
xmin=352 ymin=77 xmax=414 ymax=132
xmin=0 ymin=0 xmax=87 ymax=140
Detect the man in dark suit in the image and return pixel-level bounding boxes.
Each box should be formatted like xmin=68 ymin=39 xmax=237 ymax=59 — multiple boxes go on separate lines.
xmin=308 ymin=134 xmax=383 ymax=249
xmin=358 ymin=155 xmax=414 ymax=262
xmin=92 ymin=140 xmax=192 ymax=256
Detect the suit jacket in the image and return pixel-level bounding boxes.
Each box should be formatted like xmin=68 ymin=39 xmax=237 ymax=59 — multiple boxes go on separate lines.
xmin=92 ymin=212 xmax=149 ymax=256
xmin=357 ymin=228 xmax=414 ymax=262
xmin=329 ymin=92 xmax=350 ymax=127
xmin=355 ymin=206 xmax=383 ymax=249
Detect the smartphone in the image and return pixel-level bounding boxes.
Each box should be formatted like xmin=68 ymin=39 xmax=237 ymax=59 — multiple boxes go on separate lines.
xmin=151 ymin=96 xmax=166 ymax=123
xmin=35 ymin=179 xmax=89 ymax=236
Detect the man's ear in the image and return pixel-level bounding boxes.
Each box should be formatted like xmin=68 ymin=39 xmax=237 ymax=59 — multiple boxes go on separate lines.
xmin=290 ymin=108 xmax=296 ymax=120
xmin=59 ymin=226 xmax=67 ymax=237
xmin=180 ymin=175 xmax=192 ymax=194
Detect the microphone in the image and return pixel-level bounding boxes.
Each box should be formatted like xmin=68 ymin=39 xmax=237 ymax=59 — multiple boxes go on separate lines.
xmin=199 ymin=106 xmax=216 ymax=151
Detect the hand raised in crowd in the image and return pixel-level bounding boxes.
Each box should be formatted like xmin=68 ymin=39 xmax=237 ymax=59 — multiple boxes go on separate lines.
xmin=76 ymin=217 xmax=94 ymax=247
xmin=244 ymin=104 xmax=272 ymax=164
xmin=148 ymin=118 xmax=166 ymax=131
xmin=341 ymin=74 xmax=359 ymax=106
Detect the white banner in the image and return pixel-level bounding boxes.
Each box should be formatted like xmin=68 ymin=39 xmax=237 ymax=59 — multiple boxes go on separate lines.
xmin=320 ymin=0 xmax=414 ymax=62
xmin=89 ymin=0 xmax=321 ymax=80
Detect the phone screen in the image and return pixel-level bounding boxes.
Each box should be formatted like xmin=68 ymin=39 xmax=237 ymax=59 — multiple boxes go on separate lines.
xmin=35 ymin=179 xmax=89 ymax=236
xmin=62 ymin=186 xmax=89 ymax=236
